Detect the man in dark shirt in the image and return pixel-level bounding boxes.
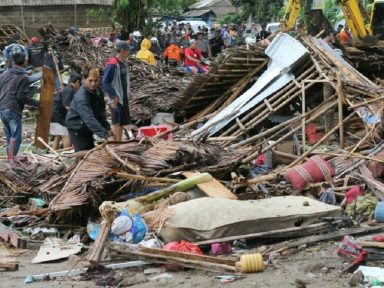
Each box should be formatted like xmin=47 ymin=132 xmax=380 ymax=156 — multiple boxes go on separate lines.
xmin=50 ymin=72 xmax=81 ymax=150
xmin=28 ymin=37 xmax=45 ymax=68
xmin=209 ymin=30 xmax=224 ymax=57
xmin=102 ymin=41 xmax=130 ymax=141
xmin=257 ymin=25 xmax=271 ymax=41
xmin=0 ymin=45 xmax=39 ymax=159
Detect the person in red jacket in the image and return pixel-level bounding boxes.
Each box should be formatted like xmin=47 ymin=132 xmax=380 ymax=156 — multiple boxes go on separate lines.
xmin=184 ymin=39 xmax=204 ymax=74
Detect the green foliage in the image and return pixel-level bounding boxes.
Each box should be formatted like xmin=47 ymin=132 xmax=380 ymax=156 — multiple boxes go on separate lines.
xmin=86 ymin=0 xmax=198 ymax=35
xmin=231 ymin=0 xmax=285 ymax=24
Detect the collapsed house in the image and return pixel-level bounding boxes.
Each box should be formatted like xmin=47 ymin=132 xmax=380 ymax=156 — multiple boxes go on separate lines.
xmin=2 ymin=31 xmax=384 ymax=284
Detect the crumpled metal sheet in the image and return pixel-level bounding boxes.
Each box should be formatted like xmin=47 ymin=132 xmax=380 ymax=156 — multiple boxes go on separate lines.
xmin=191 ymin=33 xmax=309 ymax=138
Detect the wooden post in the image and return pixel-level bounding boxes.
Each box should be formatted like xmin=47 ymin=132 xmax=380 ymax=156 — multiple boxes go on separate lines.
xmin=301 ymin=81 xmax=306 ymax=154
xmin=35 ymin=66 xmax=55 ymax=149
xmin=337 ymin=73 xmax=345 ymax=149
xmin=286 ymin=112 xmax=356 ymax=169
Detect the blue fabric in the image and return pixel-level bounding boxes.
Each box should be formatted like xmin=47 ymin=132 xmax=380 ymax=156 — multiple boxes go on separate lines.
xmin=102 ymin=63 xmax=117 ymax=100
xmin=186 ymin=65 xmax=205 ymax=74
xmin=0 ymin=108 xmax=22 ymax=156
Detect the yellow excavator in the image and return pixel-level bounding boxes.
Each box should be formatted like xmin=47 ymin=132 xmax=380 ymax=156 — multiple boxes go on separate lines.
xmin=281 ymin=0 xmax=384 ymax=43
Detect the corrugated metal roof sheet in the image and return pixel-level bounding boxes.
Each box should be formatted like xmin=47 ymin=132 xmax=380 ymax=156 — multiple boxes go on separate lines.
xmin=182 ymin=8 xmax=213 ymax=17
xmin=0 ymin=0 xmax=113 ymax=7
xmin=189 ymin=0 xmax=234 ymax=9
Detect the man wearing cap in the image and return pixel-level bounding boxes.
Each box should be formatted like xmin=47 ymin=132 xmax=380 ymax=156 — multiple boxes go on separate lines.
xmin=3 ymin=34 xmax=28 ymax=68
xmin=102 ymin=41 xmax=131 ymax=141
xmin=184 ymin=39 xmax=205 ymax=74
xmin=28 ymin=37 xmax=45 ymax=68
xmin=0 ymin=45 xmax=39 ymax=159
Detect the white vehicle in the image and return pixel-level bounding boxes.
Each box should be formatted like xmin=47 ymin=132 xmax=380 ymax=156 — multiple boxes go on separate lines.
xmin=178 ymin=20 xmax=211 ymax=32
xmin=266 ymin=22 xmax=281 ymax=33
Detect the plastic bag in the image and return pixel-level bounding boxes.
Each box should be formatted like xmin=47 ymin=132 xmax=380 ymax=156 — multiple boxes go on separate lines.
xmin=163 ymin=240 xmax=203 ymax=270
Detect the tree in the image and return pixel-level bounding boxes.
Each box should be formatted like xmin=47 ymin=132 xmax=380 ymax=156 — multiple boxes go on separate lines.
xmin=88 ymin=0 xmax=198 ymax=36
xmin=113 ymin=0 xmax=197 ymax=35
xmin=231 ymin=0 xmax=285 ymax=24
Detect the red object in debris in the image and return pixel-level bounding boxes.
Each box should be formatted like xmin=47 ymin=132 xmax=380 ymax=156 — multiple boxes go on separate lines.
xmin=373 ymin=235 xmax=384 ymax=242
xmin=163 ymin=240 xmax=204 ymax=270
xmin=345 ymin=186 xmax=364 ymax=204
xmin=136 ymin=125 xmax=173 ymax=140
xmin=284 ymin=156 xmax=335 ymax=191
xmin=305 ymin=123 xmax=325 ymax=145
xmin=337 ymin=235 xmax=364 ymax=261
xmin=255 ymin=155 xmax=265 ymax=166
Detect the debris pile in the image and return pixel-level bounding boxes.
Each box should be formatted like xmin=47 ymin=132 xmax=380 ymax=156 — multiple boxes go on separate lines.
xmin=3 ymin=30 xmax=384 ymax=287
xmin=0 ymin=25 xmax=29 ymax=49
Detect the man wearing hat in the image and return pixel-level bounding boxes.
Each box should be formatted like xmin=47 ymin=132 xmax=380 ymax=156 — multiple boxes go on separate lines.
xmin=3 ymin=34 xmax=28 ymax=68
xmin=102 ymin=41 xmax=131 ymax=141
xmin=0 ymin=45 xmax=39 ymax=159
xmin=28 ymin=37 xmax=45 ymax=68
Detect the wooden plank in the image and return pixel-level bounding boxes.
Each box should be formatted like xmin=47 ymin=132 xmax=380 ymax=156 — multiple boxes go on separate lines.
xmin=357 ymin=240 xmax=384 ymax=248
xmin=0 ymin=261 xmax=19 ymax=271
xmin=109 ymin=243 xmax=237 ymax=273
xmin=140 ymin=247 xmax=236 ymax=266
xmin=35 ymin=66 xmax=55 ymax=149
xmin=0 ymin=222 xmax=27 ymax=249
xmin=273 ymin=224 xmax=384 ymax=251
xmin=183 ymin=172 xmax=237 ymax=200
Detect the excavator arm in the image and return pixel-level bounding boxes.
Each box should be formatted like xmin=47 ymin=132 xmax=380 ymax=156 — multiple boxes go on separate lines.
xmin=280 ymin=0 xmax=381 ymax=44
xmin=338 ymin=0 xmax=372 ymax=39
xmin=281 ymin=0 xmax=301 ymax=30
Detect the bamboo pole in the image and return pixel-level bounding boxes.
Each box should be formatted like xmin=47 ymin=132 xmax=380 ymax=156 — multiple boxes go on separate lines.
xmin=231 ymin=114 xmax=303 ymax=148
xmin=347 ymin=95 xmax=384 ymax=109
xmin=301 ymin=80 xmax=306 ymax=154
xmin=285 ymin=112 xmax=356 ymax=169
xmin=348 ymin=125 xmax=375 ymax=157
xmin=116 ymin=172 xmax=179 ymax=183
xmin=219 ymin=65 xmax=317 ymax=138
xmin=241 ymin=98 xmax=338 ymax=164
xmin=221 ymin=72 xmax=321 ymax=146
xmin=337 ymin=73 xmax=345 ymax=148
xmin=37 ymin=137 xmax=69 ymax=169
xmin=313 ymin=151 xmax=384 ymax=163
xmin=105 ymin=144 xmax=139 ymax=173
xmin=153 ymin=112 xmax=216 ymax=139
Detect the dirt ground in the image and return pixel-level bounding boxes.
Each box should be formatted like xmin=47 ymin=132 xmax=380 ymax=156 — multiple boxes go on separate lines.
xmin=1 ymin=240 xmax=359 ymax=288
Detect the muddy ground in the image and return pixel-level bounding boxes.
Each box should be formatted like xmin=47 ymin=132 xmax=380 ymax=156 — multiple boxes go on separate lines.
xmin=1 ymin=239 xmax=365 ymax=288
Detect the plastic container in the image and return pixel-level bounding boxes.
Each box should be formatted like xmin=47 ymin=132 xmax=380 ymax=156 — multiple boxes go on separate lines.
xmin=136 ymin=125 xmax=173 ymax=141
xmin=151 ymin=112 xmax=175 ymax=126
xmin=211 ymin=243 xmax=232 ymax=255
xmin=235 ymin=253 xmax=264 ymax=273
xmin=375 ymin=202 xmax=384 ymax=222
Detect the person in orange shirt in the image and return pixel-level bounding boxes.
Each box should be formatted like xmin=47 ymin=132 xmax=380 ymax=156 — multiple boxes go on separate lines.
xmin=337 ymin=26 xmax=351 ymax=44
xmin=163 ymin=39 xmax=183 ymax=67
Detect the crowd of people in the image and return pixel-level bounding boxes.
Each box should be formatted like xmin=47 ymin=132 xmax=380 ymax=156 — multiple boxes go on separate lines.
xmin=0 ymin=20 xmax=275 ymax=159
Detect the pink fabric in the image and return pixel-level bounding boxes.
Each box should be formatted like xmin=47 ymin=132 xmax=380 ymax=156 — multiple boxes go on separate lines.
xmin=284 ymin=156 xmax=335 ymax=191
xmin=345 ymin=186 xmax=364 ymax=204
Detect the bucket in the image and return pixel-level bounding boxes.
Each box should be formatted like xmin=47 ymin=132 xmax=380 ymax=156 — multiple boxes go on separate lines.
xmin=375 ymin=202 xmax=384 ymax=222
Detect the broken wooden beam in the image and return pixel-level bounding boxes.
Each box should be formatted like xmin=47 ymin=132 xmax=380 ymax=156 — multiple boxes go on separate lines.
xmin=0 ymin=261 xmax=19 ymax=271
xmin=0 ymin=222 xmax=27 ymax=249
xmin=109 ymin=242 xmax=237 ymax=273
